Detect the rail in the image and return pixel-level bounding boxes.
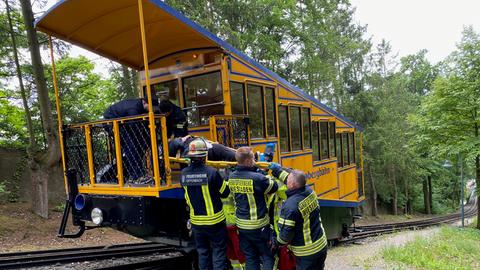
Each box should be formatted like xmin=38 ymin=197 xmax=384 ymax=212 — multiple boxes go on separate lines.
xmin=62 ymin=114 xmax=173 ymax=194
xmin=342 ymin=202 xmax=478 ymax=243
xmin=0 ymin=242 xmax=187 ymax=269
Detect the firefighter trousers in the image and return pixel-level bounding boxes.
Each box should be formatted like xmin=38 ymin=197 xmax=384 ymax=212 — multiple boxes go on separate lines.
xmin=192 ymin=223 xmax=228 ymax=270
xmin=295 ymin=247 xmax=327 ymax=270
xmin=238 ymin=226 xmax=275 ymax=270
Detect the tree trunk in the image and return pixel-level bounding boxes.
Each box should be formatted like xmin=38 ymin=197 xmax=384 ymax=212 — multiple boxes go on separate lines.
xmin=423 ymin=175 xmax=432 ymax=214
xmin=5 ymin=0 xmax=36 ymax=153
xmin=390 ymin=165 xmax=398 ymax=215
xmin=20 ymin=0 xmax=61 ymax=218
xmin=368 ymin=165 xmax=378 ymax=217
xmin=404 ymin=176 xmax=410 ymax=215
xmin=428 ymin=174 xmax=433 ymax=212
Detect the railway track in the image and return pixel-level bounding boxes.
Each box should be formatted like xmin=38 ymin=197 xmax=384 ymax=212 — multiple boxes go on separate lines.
xmin=342 ymin=203 xmax=478 ymax=243
xmin=0 ymin=242 xmax=189 ymax=269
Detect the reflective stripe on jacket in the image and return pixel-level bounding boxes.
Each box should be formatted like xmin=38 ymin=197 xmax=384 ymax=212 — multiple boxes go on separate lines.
xmin=277 ymin=186 xmax=327 ymax=257
xmin=181 ymin=162 xmax=229 ymax=226
xmin=228 ymin=166 xmax=278 ymax=230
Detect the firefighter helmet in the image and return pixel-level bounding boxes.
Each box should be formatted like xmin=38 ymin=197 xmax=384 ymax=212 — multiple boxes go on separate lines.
xmin=186 ymin=138 xmax=208 ymax=157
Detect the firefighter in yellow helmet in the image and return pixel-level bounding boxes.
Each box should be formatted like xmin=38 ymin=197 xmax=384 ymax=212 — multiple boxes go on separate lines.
xmin=181 ymin=138 xmax=230 ymax=270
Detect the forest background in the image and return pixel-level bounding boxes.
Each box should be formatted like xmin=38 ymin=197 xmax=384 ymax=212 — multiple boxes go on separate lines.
xmin=0 ymin=0 xmax=478 ymax=227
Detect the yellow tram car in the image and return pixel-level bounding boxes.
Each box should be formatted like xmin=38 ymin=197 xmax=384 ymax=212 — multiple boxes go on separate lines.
xmin=36 ymin=0 xmax=365 ymax=242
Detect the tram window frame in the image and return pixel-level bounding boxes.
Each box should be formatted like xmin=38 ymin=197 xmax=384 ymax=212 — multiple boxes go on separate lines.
xmin=247 ymin=83 xmax=266 ymax=139
xmin=302 ymin=108 xmax=311 ymax=149
xmin=230 ymin=81 xmax=246 ymax=115
xmin=329 ymin=122 xmax=336 ymax=158
xmin=350 ymin=132 xmax=356 ymax=164
xmin=182 ymin=71 xmax=223 ymax=126
xmin=336 ymin=133 xmax=343 ymax=167
xmin=290 ymin=106 xmax=302 ymax=151
xmin=279 ymin=105 xmax=290 ymax=152
xmin=312 ymin=122 xmax=320 ymax=161
xmin=343 ymin=132 xmax=350 ymax=166
xmin=320 ymin=121 xmax=329 ymax=160
xmin=265 ymin=87 xmax=277 ymax=138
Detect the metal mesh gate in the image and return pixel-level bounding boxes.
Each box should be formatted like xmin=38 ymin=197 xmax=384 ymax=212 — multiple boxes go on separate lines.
xmin=63 ymin=115 xmax=167 ymax=187
xmin=210 ymin=115 xmax=249 ymax=148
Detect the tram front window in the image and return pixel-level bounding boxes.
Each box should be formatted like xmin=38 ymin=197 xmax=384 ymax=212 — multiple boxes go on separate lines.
xmin=150 ymin=79 xmax=179 ymax=106
xmin=183 ymin=71 xmax=223 ymax=126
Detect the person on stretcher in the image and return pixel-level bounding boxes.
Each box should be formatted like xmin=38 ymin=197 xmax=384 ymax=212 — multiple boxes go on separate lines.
xmin=168 ymin=135 xmax=237 ymax=162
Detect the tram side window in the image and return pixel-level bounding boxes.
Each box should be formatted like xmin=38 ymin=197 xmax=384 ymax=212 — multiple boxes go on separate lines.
xmin=145 ymin=79 xmax=180 ymax=106
xmin=312 ymin=122 xmax=320 ymax=161
xmin=336 ymin=133 xmax=343 ymax=167
xmin=265 ymin=87 xmax=277 ymax=137
xmin=247 ymin=84 xmax=265 ymax=139
xmin=329 ymin=122 xmax=336 ymax=158
xmin=230 ymin=81 xmax=245 ymax=114
xmin=279 ymin=106 xmax=290 ymax=152
xmin=183 ymin=71 xmax=223 ymax=126
xmin=350 ymin=132 xmax=355 ymax=164
xmin=290 ymin=107 xmax=302 ymax=151
xmin=302 ymin=108 xmax=311 ymax=149
xmin=343 ymin=133 xmax=350 ymax=166
xmin=320 ymin=122 xmax=329 ymax=159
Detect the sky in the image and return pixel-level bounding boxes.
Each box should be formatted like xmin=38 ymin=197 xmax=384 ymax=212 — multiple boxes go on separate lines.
xmin=38 ymin=0 xmax=480 ymax=66
xmin=350 ymin=0 xmax=480 ymax=63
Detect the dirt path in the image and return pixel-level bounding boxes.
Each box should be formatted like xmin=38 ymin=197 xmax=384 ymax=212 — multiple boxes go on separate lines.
xmin=0 ymin=203 xmax=144 ymax=253
xmin=325 ymin=227 xmax=440 ymax=269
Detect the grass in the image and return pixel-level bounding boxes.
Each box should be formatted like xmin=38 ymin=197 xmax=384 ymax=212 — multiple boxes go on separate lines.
xmin=382 ymin=226 xmax=480 ymax=270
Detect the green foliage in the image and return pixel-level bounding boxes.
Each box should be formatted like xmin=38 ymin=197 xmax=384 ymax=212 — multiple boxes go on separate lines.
xmin=0 ymin=90 xmax=27 ymax=146
xmin=44 ymin=56 xmax=119 ymax=124
xmin=382 ymin=226 xmax=480 ymax=269
xmin=53 ymin=202 xmax=65 ymax=212
xmin=166 ymin=0 xmax=370 ymax=109
xmin=409 ymin=27 xmax=480 ymax=215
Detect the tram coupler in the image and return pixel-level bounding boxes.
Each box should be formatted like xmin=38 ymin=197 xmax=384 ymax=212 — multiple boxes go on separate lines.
xmin=57 ymin=169 xmax=86 ymax=238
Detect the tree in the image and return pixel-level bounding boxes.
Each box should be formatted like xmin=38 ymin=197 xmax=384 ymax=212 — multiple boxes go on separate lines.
xmin=4 ymin=0 xmax=35 ymax=153
xmin=20 ymin=0 xmax=60 ymax=218
xmin=411 ymin=27 xmax=480 ymax=226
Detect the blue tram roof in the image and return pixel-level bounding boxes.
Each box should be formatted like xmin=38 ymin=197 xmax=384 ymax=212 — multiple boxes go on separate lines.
xmin=36 ymin=0 xmax=362 ymax=131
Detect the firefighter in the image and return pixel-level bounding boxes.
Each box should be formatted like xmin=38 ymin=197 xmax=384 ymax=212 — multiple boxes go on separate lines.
xmin=103 ymin=97 xmax=158 ymax=181
xmin=269 ymin=164 xmax=328 ymax=270
xmin=168 ymin=135 xmax=237 ymax=161
xmin=181 ymin=138 xmax=230 ymax=270
xmin=159 ymin=99 xmax=188 ymax=138
xmin=228 ymin=147 xmax=278 ymax=270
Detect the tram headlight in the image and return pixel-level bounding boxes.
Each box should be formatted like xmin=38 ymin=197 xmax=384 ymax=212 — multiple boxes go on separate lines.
xmin=74 ymin=194 xmax=87 ymax=211
xmin=91 ymin=208 xmax=103 ymax=225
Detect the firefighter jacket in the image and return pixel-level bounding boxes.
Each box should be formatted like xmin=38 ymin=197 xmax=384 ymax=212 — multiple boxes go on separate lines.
xmin=277 ymin=185 xmax=327 ymax=257
xmin=103 ymin=99 xmax=146 ymax=119
xmin=228 ymin=166 xmax=279 ymax=230
xmin=181 ymin=162 xmax=230 ymax=226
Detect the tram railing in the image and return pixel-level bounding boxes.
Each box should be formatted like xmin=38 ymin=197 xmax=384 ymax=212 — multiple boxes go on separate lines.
xmin=63 ymin=115 xmax=171 ymax=191
xmin=208 ymin=114 xmax=250 ymax=148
